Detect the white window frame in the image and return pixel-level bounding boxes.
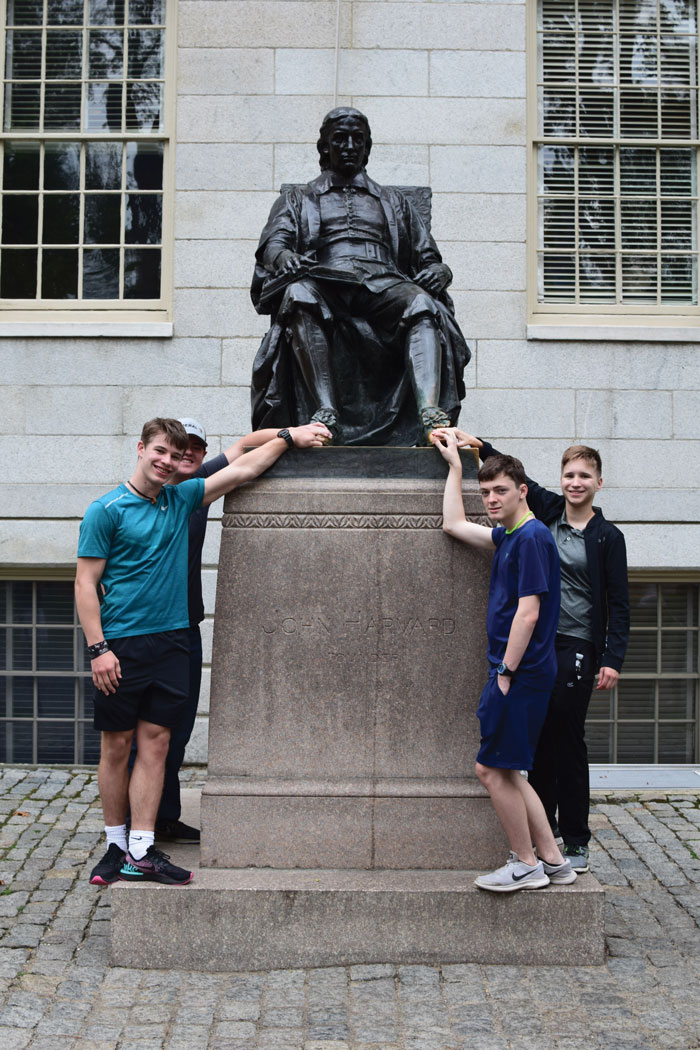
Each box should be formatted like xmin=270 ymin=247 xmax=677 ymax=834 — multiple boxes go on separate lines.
xmin=0 ymin=0 xmax=176 ymax=336
xmin=527 ymin=0 xmax=700 ymax=340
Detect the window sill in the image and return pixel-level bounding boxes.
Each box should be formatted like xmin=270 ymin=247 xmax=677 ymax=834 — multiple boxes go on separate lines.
xmin=528 ymin=323 xmax=700 ymax=342
xmin=0 ymin=321 xmax=173 ymax=337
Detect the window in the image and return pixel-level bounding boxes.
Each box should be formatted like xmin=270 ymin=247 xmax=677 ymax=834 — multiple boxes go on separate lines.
xmin=0 ymin=0 xmax=173 ymax=331
xmin=529 ymin=0 xmax=700 ymax=335
xmin=0 ymin=579 xmax=100 ymax=764
xmin=587 ymin=580 xmax=699 ymax=762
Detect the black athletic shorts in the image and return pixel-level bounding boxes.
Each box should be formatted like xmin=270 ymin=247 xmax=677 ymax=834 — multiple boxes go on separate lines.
xmin=92 ymin=629 xmax=190 ymax=732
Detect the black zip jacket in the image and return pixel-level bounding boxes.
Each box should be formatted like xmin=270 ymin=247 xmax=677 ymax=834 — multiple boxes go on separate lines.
xmin=479 ymin=440 xmax=630 ymax=673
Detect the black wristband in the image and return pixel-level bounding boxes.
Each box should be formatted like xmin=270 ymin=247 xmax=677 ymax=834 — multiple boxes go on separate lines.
xmin=277 ymin=428 xmax=295 ymax=449
xmin=87 ymin=640 xmax=110 ymax=659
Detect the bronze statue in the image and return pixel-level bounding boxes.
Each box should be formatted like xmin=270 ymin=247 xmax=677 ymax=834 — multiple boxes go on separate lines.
xmin=250 ymin=108 xmax=470 ymax=446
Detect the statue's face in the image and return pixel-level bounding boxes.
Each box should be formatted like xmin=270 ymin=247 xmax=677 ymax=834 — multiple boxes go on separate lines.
xmin=326 ymin=117 xmax=368 ymax=176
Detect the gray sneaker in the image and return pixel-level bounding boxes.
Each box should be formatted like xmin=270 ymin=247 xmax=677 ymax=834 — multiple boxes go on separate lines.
xmin=563 ymin=845 xmax=589 ymax=872
xmin=541 ymin=857 xmax=577 ymax=884
xmin=474 ymin=851 xmax=550 ymax=892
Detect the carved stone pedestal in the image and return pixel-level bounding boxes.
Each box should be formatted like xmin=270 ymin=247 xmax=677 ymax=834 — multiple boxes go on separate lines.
xmin=110 ymin=448 xmax=605 ymax=968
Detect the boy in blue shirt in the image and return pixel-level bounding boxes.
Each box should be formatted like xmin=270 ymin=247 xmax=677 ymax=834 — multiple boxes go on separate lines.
xmin=76 ymin=417 xmax=329 ymax=887
xmin=434 ymin=431 xmax=575 ymax=890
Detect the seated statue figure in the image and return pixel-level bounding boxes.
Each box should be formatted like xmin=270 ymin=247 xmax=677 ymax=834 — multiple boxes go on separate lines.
xmin=250 ymin=107 xmax=470 ymax=446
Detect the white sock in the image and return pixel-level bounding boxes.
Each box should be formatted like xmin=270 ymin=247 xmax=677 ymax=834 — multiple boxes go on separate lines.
xmin=105 ymin=824 xmax=127 ymax=852
xmin=128 ymin=830 xmax=155 ymax=860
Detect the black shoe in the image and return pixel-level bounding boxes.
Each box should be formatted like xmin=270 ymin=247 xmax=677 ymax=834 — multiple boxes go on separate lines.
xmin=155 ymin=819 xmax=200 ymax=844
xmin=89 ymin=843 xmax=126 ymax=886
xmin=119 ymin=846 xmax=193 ymax=885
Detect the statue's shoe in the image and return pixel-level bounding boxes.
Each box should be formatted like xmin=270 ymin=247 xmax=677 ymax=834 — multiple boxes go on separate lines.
xmin=420 ymin=406 xmax=451 ymax=446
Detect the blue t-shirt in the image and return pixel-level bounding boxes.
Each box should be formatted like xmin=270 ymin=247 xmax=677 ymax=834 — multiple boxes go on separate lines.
xmin=187 ymin=452 xmax=228 ymax=627
xmin=487 ymin=518 xmax=561 ymax=688
xmin=77 ymin=478 xmax=205 ymax=639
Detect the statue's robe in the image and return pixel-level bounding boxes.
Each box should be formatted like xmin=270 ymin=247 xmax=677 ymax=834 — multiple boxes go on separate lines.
xmin=250 ymin=172 xmax=470 ymax=447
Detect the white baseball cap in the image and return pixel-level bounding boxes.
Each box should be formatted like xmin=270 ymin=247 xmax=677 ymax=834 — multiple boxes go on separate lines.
xmin=179 ymin=417 xmax=207 ymax=444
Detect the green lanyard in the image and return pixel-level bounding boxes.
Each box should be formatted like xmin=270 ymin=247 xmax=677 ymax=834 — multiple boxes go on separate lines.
xmin=505 ymin=510 xmax=534 ymax=535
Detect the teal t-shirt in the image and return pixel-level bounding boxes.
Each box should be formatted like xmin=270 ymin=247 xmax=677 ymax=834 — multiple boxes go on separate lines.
xmin=77 ymin=478 xmax=205 ymax=639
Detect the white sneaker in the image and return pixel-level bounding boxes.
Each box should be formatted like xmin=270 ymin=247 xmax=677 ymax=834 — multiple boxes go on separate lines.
xmin=474 ymin=851 xmax=550 ymax=892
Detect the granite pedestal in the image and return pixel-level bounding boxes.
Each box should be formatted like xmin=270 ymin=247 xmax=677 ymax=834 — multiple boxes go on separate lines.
xmin=110 ymin=448 xmax=605 ymax=968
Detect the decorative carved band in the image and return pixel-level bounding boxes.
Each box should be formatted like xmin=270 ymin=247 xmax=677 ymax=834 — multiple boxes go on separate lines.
xmin=223 ymin=513 xmax=488 ymax=530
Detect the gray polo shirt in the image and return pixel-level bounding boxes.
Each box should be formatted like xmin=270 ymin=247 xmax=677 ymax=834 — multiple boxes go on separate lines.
xmin=549 ymin=509 xmax=593 ymax=643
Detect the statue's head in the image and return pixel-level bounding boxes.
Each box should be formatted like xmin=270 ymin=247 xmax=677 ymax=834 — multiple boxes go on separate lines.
xmin=317 ymin=107 xmax=372 ymax=173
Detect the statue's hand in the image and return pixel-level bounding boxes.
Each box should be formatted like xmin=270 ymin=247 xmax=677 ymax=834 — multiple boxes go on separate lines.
xmin=413 ymin=263 xmax=451 ymax=296
xmin=274 ymin=250 xmax=307 ymax=275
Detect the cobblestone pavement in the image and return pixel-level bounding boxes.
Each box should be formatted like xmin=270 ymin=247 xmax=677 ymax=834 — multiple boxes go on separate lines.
xmin=0 ymin=766 xmax=699 ymax=1050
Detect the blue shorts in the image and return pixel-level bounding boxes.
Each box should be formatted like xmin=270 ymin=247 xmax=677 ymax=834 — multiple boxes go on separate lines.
xmin=476 ymin=674 xmax=551 ymax=771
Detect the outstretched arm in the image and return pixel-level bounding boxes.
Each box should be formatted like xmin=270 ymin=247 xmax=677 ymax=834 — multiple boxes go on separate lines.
xmin=221 ymin=423 xmax=331 ymax=465
xmin=202 ymin=425 xmax=329 ymax=506
xmin=75 ymin=557 xmax=121 ymax=695
xmin=435 ymin=431 xmax=494 ymax=550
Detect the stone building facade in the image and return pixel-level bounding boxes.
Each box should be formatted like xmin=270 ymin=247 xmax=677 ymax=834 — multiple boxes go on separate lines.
xmin=1 ymin=0 xmax=698 ymax=767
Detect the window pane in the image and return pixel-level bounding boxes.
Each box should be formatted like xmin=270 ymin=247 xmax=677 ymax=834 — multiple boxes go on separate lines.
xmin=620 ymin=147 xmax=656 ymax=195
xmin=617 ymin=722 xmax=655 ymax=762
xmin=540 ymin=252 xmax=576 ymax=300
xmin=44 ymin=83 xmax=81 ymax=129
xmin=586 ymin=721 xmax=614 ymax=763
xmin=88 ymin=0 xmax=126 ymax=25
xmin=86 ymin=141 xmax=122 ymax=188
xmin=37 ymin=721 xmax=75 ymax=762
xmin=3 ymin=140 xmax=40 ymax=189
xmin=45 ymin=31 xmax=82 ymax=79
xmin=126 ymin=141 xmax=163 ymax=189
xmin=661 ymin=200 xmax=694 ymax=249
xmin=662 ymin=584 xmax=699 ymax=626
xmin=38 ymin=676 xmax=75 ymax=716
xmin=37 ymin=582 xmax=74 ymax=623
xmin=7 ymin=1 xmax=43 ymax=27
xmin=41 ymin=248 xmax=78 ymax=297
xmin=629 ymin=582 xmax=658 ymax=626
xmin=661 ymin=255 xmax=695 ymax=301
xmin=579 ymin=254 xmax=616 ymax=301
xmin=85 ymin=81 xmax=123 ymax=131
xmin=127 ymin=28 xmax=164 ymax=79
xmin=6 ymin=29 xmax=42 ymax=78
xmin=82 ymin=248 xmax=119 ymax=297
xmin=125 ymin=81 xmax=163 ymax=131
xmin=89 ymin=29 xmax=124 ymax=79
xmin=79 ymin=722 xmax=102 ymax=763
xmin=541 ymin=86 xmax=577 ymax=136
xmin=4 ymin=82 xmax=41 ymax=129
xmin=2 ymin=194 xmax=38 ymax=243
xmin=9 ymin=581 xmax=33 ymax=623
xmin=660 ymin=149 xmax=694 ymax=195
xmin=661 ymin=630 xmax=697 ymax=673
xmin=130 ymin=0 xmax=165 ymax=24
xmin=0 ymin=248 xmax=36 ymax=296
xmin=0 ymin=720 xmax=34 ymax=762
xmin=625 ymin=630 xmax=658 ymax=672
xmin=617 ymin=677 xmax=655 ymax=720
xmin=579 ymin=198 xmax=615 ymax=250
xmin=43 ymin=194 xmax=80 ymax=243
xmin=621 ymin=254 xmax=658 ymax=302
xmin=579 ymin=146 xmax=614 ymax=195
xmin=8 ymin=677 xmax=33 ymax=717
xmin=12 ymin=627 xmax=32 ymax=670
xmin=621 ymin=199 xmax=658 ymax=250
xmin=579 ymin=89 xmax=615 ymax=136
xmin=47 ymin=0 xmax=83 ymax=24
xmin=44 ymin=141 xmax=80 ymax=189
xmin=124 ymin=247 xmax=160 ymax=297
xmin=658 ymin=723 xmax=695 ymax=762
xmin=85 ymin=194 xmax=121 ymax=243
xmin=126 ymin=194 xmax=161 ymax=243
xmin=659 ymin=678 xmax=696 ymax=720
xmin=541 ymin=198 xmax=575 ymax=248
xmin=661 ymin=88 xmax=695 ymax=138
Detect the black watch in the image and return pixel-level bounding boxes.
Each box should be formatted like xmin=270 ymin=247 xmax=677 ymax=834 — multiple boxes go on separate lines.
xmin=496 ymin=661 xmax=513 ymax=677
xmin=277 ymin=428 xmax=295 ymax=449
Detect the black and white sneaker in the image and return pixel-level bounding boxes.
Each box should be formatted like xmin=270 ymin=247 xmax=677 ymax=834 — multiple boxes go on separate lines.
xmin=541 ymin=857 xmax=577 ymax=884
xmin=89 ymin=843 xmax=126 ymax=886
xmin=119 ymin=846 xmax=193 ymax=885
xmin=563 ymin=845 xmax=590 ymax=873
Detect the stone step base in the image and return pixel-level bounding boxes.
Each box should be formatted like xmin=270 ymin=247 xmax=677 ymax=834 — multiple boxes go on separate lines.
xmin=110 ymin=860 xmax=605 ymax=970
